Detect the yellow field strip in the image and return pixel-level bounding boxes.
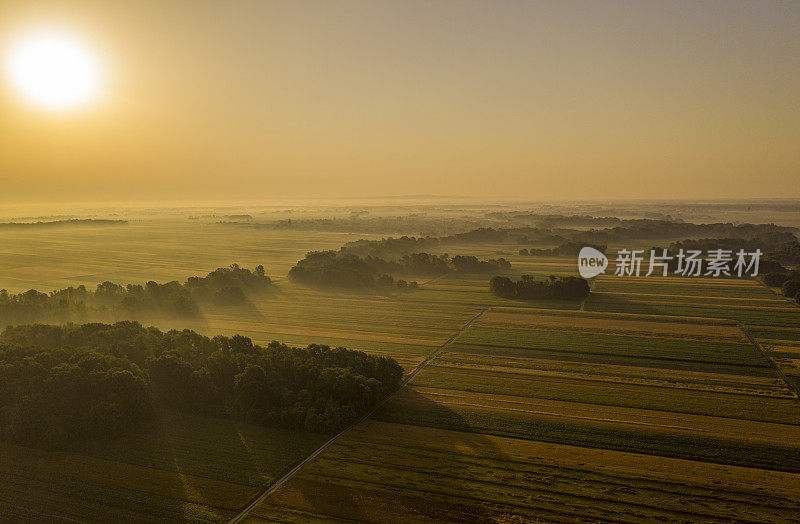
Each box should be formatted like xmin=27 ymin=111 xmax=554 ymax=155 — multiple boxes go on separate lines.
xmin=427 ymin=362 xmax=791 ymax=398
xmin=597 ymin=291 xmax=785 ymax=303
xmin=596 ymin=275 xmax=761 ymax=286
xmin=188 ymin=322 xmax=447 ymax=347
xmin=343 ymin=420 xmax=800 ymax=500
xmin=491 ymin=305 xmax=738 ymax=325
xmin=478 ymin=311 xmax=746 ymax=339
xmin=405 ymin=386 xmax=800 ymax=446
xmin=591 ymin=297 xmax=800 ymax=312
xmin=437 ymin=351 xmax=782 ymax=387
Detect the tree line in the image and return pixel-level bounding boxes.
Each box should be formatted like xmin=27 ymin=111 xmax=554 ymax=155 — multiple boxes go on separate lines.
xmin=288 ymin=251 xmax=510 ymax=289
xmin=339 ymin=222 xmax=796 ymax=259
xmin=223 ymin=214 xmax=487 ymax=237
xmin=643 ymin=238 xmax=796 ymax=277
xmin=0 ymin=322 xmax=403 ymax=448
xmin=489 ymin=275 xmax=590 ymax=300
xmin=519 ymin=242 xmax=607 ymax=257
xmin=0 ymin=264 xmax=272 ymax=325
xmin=0 ymin=219 xmax=127 ymax=229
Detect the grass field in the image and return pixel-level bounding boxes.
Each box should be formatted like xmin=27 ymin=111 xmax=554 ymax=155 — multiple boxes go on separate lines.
xmin=0 ymin=409 xmax=327 ymax=523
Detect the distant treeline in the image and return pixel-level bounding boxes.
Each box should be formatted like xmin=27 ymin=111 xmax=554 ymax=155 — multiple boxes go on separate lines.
xmin=490 ymin=275 xmax=590 ymax=300
xmin=766 ymin=241 xmax=800 ymax=267
xmin=518 ymin=222 xmax=797 ymax=247
xmin=0 ymin=264 xmax=272 ymax=325
xmin=0 ymin=219 xmax=127 ymax=228
xmin=340 ymin=222 xmax=797 ymax=258
xmin=289 ymin=251 xmax=510 ymax=289
xmin=487 ymin=213 xmax=626 ymax=228
xmin=0 ymin=322 xmax=403 ymax=448
xmin=519 ymin=242 xmax=607 ymax=257
xmin=189 ymin=213 xmax=253 ymax=221
xmin=669 ymin=237 xmax=796 ymax=256
xmin=220 ymin=215 xmax=487 ymax=237
xmin=641 ymin=239 xmax=800 ymax=277
xmin=217 ymin=211 xmax=800 ymax=241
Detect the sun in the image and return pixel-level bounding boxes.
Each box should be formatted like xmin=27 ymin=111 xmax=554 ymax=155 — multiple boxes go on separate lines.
xmin=4 ymin=30 xmax=102 ymax=111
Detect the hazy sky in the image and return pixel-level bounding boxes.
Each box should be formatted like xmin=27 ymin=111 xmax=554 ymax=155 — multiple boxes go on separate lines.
xmin=1 ymin=0 xmax=798 ymax=203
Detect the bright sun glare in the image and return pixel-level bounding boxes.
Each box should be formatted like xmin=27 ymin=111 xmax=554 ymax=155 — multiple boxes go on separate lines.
xmin=4 ymin=30 xmax=102 ymax=111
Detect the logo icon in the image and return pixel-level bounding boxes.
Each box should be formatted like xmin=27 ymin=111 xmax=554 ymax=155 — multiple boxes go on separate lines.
xmin=578 ymin=247 xmax=608 ymax=278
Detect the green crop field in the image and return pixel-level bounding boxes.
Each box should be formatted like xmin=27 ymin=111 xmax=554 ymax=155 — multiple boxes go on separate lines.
xmin=453 ymin=326 xmax=769 ymax=366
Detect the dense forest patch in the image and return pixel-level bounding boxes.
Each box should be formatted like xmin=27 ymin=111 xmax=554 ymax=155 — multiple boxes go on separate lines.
xmin=0 ymin=322 xmax=403 ymax=448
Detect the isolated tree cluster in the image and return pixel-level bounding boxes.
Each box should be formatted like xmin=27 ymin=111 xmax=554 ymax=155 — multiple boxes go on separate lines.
xmin=763 ymin=271 xmax=800 ymax=305
xmin=519 ymin=242 xmax=607 ymax=257
xmin=490 ymin=275 xmax=590 ymax=300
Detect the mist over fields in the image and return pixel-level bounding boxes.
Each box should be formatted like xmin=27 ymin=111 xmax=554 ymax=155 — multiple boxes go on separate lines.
xmin=1 ymin=198 xmax=800 ymax=521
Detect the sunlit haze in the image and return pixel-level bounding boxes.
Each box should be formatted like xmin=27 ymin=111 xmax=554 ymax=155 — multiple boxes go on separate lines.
xmin=1 ymin=0 xmax=798 ymax=203
xmin=4 ymin=30 xmax=102 ymax=111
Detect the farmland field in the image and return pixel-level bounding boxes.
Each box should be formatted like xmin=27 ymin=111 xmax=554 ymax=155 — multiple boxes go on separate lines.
xmin=586 ymin=275 xmax=800 ymax=326
xmin=2 ymin=214 xmax=800 ymax=522
xmin=246 ymin=256 xmax=800 ymax=522
xmin=248 ymin=421 xmax=800 ymax=523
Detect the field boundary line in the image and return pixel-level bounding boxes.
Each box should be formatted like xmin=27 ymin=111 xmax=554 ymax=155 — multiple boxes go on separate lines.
xmin=579 ymin=278 xmax=598 ymax=311
xmin=226 ymin=306 xmax=491 ymax=524
xmin=743 ymin=281 xmax=800 ymax=398
xmin=738 ymin=321 xmax=800 ymax=399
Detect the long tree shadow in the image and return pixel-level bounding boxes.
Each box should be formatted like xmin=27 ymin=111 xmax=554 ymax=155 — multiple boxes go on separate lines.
xmin=69 ymin=405 xmax=326 ymax=523
xmin=582 ymin=291 xmax=667 ymax=316
xmin=262 ymin=386 xmax=528 ymax=523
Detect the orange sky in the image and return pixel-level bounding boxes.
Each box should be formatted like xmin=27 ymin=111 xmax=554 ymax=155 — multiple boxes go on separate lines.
xmin=1 ymin=0 xmax=798 ymax=203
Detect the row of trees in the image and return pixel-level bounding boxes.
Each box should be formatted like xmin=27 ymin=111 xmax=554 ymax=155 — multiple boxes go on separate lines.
xmin=642 ymin=238 xmax=795 ymax=277
xmin=288 ymin=251 xmax=510 ymax=289
xmin=0 ymin=219 xmax=127 ymax=229
xmin=0 ymin=322 xmax=403 ymax=448
xmin=235 ymin=215 xmax=486 ymax=237
xmin=490 ymin=275 xmax=591 ymax=300
xmin=519 ymin=242 xmax=607 ymax=257
xmin=340 ymin=222 xmax=797 ymax=259
xmin=0 ymin=264 xmax=272 ymax=325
